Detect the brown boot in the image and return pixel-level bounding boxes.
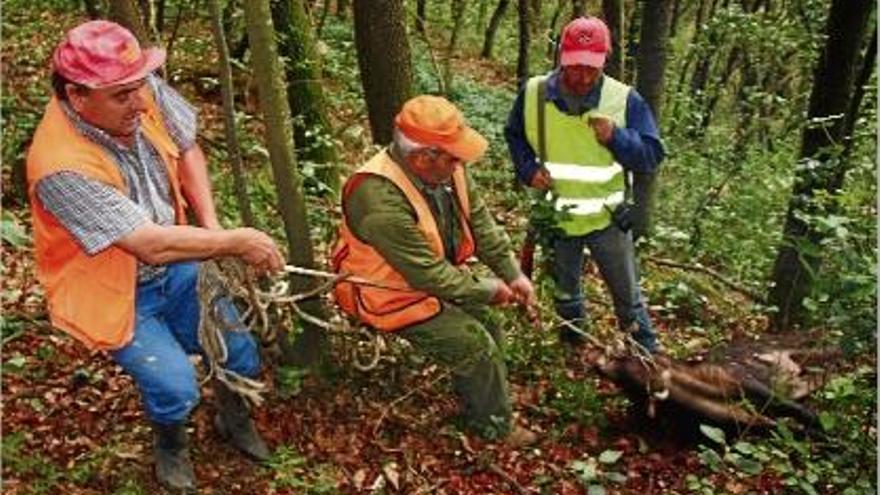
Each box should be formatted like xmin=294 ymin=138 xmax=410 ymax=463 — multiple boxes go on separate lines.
xmin=505 ymin=425 xmax=538 ymax=448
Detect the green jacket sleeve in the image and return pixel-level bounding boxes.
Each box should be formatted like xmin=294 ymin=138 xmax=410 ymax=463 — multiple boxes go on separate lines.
xmin=465 ymin=171 xmax=523 ymax=283
xmin=344 ymin=175 xmax=498 ymax=304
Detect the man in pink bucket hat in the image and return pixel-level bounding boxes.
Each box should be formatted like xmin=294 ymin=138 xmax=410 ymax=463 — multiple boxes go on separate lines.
xmin=27 ymin=20 xmax=284 ymax=490
xmin=505 ymin=16 xmax=665 ymax=354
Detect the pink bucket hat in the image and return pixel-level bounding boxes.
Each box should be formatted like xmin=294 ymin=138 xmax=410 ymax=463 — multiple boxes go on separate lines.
xmin=559 ymin=17 xmax=611 ymax=68
xmin=52 ymin=20 xmax=166 ymax=88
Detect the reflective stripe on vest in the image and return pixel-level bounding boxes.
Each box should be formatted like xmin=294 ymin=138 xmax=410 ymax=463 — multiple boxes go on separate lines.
xmin=331 ymin=150 xmax=475 ymax=332
xmin=524 ymin=74 xmax=630 ymax=236
xmin=26 ymin=90 xmax=185 ymax=350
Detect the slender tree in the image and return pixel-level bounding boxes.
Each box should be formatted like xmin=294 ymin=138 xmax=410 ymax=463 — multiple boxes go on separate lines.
xmin=208 ymin=0 xmax=255 ymax=228
xmin=444 ymin=0 xmax=467 ymax=92
xmin=602 ymin=0 xmax=624 ymax=80
xmin=481 ymin=0 xmax=510 ymax=59
xmin=632 ymin=0 xmax=671 ymax=241
xmin=416 ymin=0 xmax=428 ymax=33
xmin=353 ymin=0 xmax=413 ymax=144
xmin=271 ymin=0 xmax=340 ymax=192
xmin=476 ymin=0 xmax=490 ymax=36
xmin=244 ymin=0 xmax=328 ymax=366
xmin=516 ymin=0 xmax=530 ymax=84
xmin=336 ymin=0 xmax=349 ymax=19
xmin=768 ymin=0 xmax=872 ymax=330
xmin=83 ymin=0 xmax=102 ymax=19
xmin=108 ymin=0 xmax=152 ymax=46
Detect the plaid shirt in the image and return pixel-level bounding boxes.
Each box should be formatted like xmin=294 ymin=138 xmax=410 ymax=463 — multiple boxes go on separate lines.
xmin=36 ymin=74 xmax=198 ymax=282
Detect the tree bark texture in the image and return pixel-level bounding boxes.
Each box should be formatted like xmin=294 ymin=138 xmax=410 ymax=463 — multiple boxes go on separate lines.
xmin=602 ymin=0 xmax=624 ymax=80
xmin=108 ymin=0 xmax=153 ymax=46
xmin=353 ymin=0 xmax=413 ymax=144
xmin=244 ymin=0 xmax=328 ymax=366
xmin=481 ymin=0 xmax=510 ymax=58
xmin=516 ymin=0 xmax=530 ymax=84
xmin=768 ymin=0 xmax=872 ymax=330
xmin=271 ymin=0 xmax=340 ymax=192
xmin=208 ymin=0 xmax=256 ymax=228
xmin=632 ymin=0 xmax=671 ymax=241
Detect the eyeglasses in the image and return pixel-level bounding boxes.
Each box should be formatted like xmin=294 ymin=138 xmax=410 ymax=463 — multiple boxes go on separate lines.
xmin=423 ymin=148 xmax=462 ymax=167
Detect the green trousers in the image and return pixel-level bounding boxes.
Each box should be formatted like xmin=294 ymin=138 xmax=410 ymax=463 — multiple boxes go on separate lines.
xmin=399 ymin=302 xmax=511 ymax=438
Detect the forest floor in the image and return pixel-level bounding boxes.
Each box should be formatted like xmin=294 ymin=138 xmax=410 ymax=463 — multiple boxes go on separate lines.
xmin=1 ymin=5 xmax=870 ymax=495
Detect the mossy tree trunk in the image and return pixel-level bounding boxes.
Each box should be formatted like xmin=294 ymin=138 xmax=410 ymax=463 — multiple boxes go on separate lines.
xmin=271 ymin=0 xmax=340 ymax=193
xmin=244 ymin=0 xmax=328 ymax=367
xmin=768 ymin=0 xmax=873 ymax=331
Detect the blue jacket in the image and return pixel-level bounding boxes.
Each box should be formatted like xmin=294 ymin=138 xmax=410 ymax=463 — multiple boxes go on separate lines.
xmin=504 ymin=71 xmax=665 ymax=185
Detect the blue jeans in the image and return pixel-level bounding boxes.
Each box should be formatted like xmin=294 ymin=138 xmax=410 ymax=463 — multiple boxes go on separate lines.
xmin=552 ymin=224 xmax=657 ymax=351
xmin=110 ymin=262 xmax=260 ymax=425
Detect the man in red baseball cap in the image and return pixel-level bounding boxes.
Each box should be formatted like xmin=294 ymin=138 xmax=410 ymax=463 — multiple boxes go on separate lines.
xmin=27 ymin=20 xmax=284 ymax=490
xmin=504 ymin=16 xmax=665 ymax=353
xmin=332 ymin=95 xmax=538 ymax=446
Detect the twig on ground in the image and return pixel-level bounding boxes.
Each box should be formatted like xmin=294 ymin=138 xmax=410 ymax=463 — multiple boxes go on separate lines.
xmin=488 ymin=462 xmax=529 ymax=495
xmin=645 ymin=256 xmax=765 ymax=302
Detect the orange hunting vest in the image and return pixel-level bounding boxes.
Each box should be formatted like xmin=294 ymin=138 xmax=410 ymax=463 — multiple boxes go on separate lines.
xmin=332 ymin=150 xmax=475 ymax=332
xmin=26 ymin=89 xmax=187 ymax=350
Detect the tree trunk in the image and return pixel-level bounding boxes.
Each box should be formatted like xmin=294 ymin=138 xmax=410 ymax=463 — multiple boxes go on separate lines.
xmin=572 ymin=0 xmax=586 ymax=18
xmin=481 ymin=0 xmax=510 ymax=59
xmin=271 ymin=0 xmax=340 ymax=193
xmin=669 ymin=0 xmax=681 ymax=37
xmin=602 ymin=0 xmax=624 ymax=80
xmin=336 ymin=0 xmax=349 ymax=19
xmin=476 ymin=0 xmax=490 ymax=36
xmin=244 ymin=0 xmax=328 ymax=367
xmin=444 ymin=0 xmax=467 ymax=91
xmin=632 ymin=0 xmax=671 ymax=241
xmin=156 ymin=0 xmax=165 ymax=32
xmin=108 ymin=0 xmax=152 ymax=46
xmin=208 ymin=0 xmax=256 ymax=228
xmin=83 ymin=0 xmax=102 ymax=19
xmin=547 ymin=0 xmax=565 ymax=63
xmin=353 ymin=0 xmax=413 ymax=144
xmin=516 ymin=0 xmax=530 ymax=84
xmin=416 ymin=0 xmax=428 ymax=33
xmin=768 ymin=0 xmax=872 ymax=331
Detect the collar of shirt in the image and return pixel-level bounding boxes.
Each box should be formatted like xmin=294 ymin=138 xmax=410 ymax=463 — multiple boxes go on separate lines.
xmin=59 ymin=100 xmax=143 ymax=154
xmin=546 ymin=69 xmax=605 ymax=114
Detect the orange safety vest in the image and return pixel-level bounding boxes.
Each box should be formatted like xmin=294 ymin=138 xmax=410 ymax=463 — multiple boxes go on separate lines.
xmin=332 ymin=150 xmax=476 ymax=332
xmin=26 ymin=89 xmax=187 ymax=350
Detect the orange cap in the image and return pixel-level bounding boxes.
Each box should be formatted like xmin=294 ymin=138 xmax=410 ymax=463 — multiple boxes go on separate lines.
xmin=395 ymin=95 xmax=488 ymax=162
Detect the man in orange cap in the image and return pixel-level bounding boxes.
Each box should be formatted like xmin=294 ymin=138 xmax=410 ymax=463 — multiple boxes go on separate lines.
xmin=505 ymin=16 xmax=664 ymax=353
xmin=333 ymin=95 xmax=538 ymax=445
xmin=27 ymin=20 xmax=283 ymax=490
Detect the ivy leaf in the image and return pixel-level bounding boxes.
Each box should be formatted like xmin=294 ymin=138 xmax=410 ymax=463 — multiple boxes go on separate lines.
xmin=699 ymin=424 xmax=726 ymax=445
xmin=598 ymin=450 xmax=623 ymax=464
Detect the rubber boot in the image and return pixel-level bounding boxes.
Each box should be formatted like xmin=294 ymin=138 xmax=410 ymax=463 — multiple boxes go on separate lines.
xmin=213 ymin=382 xmax=271 ymax=462
xmin=151 ymin=422 xmax=196 ymax=492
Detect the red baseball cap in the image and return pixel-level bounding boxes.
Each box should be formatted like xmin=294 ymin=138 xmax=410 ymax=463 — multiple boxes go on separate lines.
xmin=395 ymin=95 xmax=488 ymax=162
xmin=52 ymin=20 xmax=166 ymax=89
xmin=559 ymin=17 xmax=611 ymax=68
